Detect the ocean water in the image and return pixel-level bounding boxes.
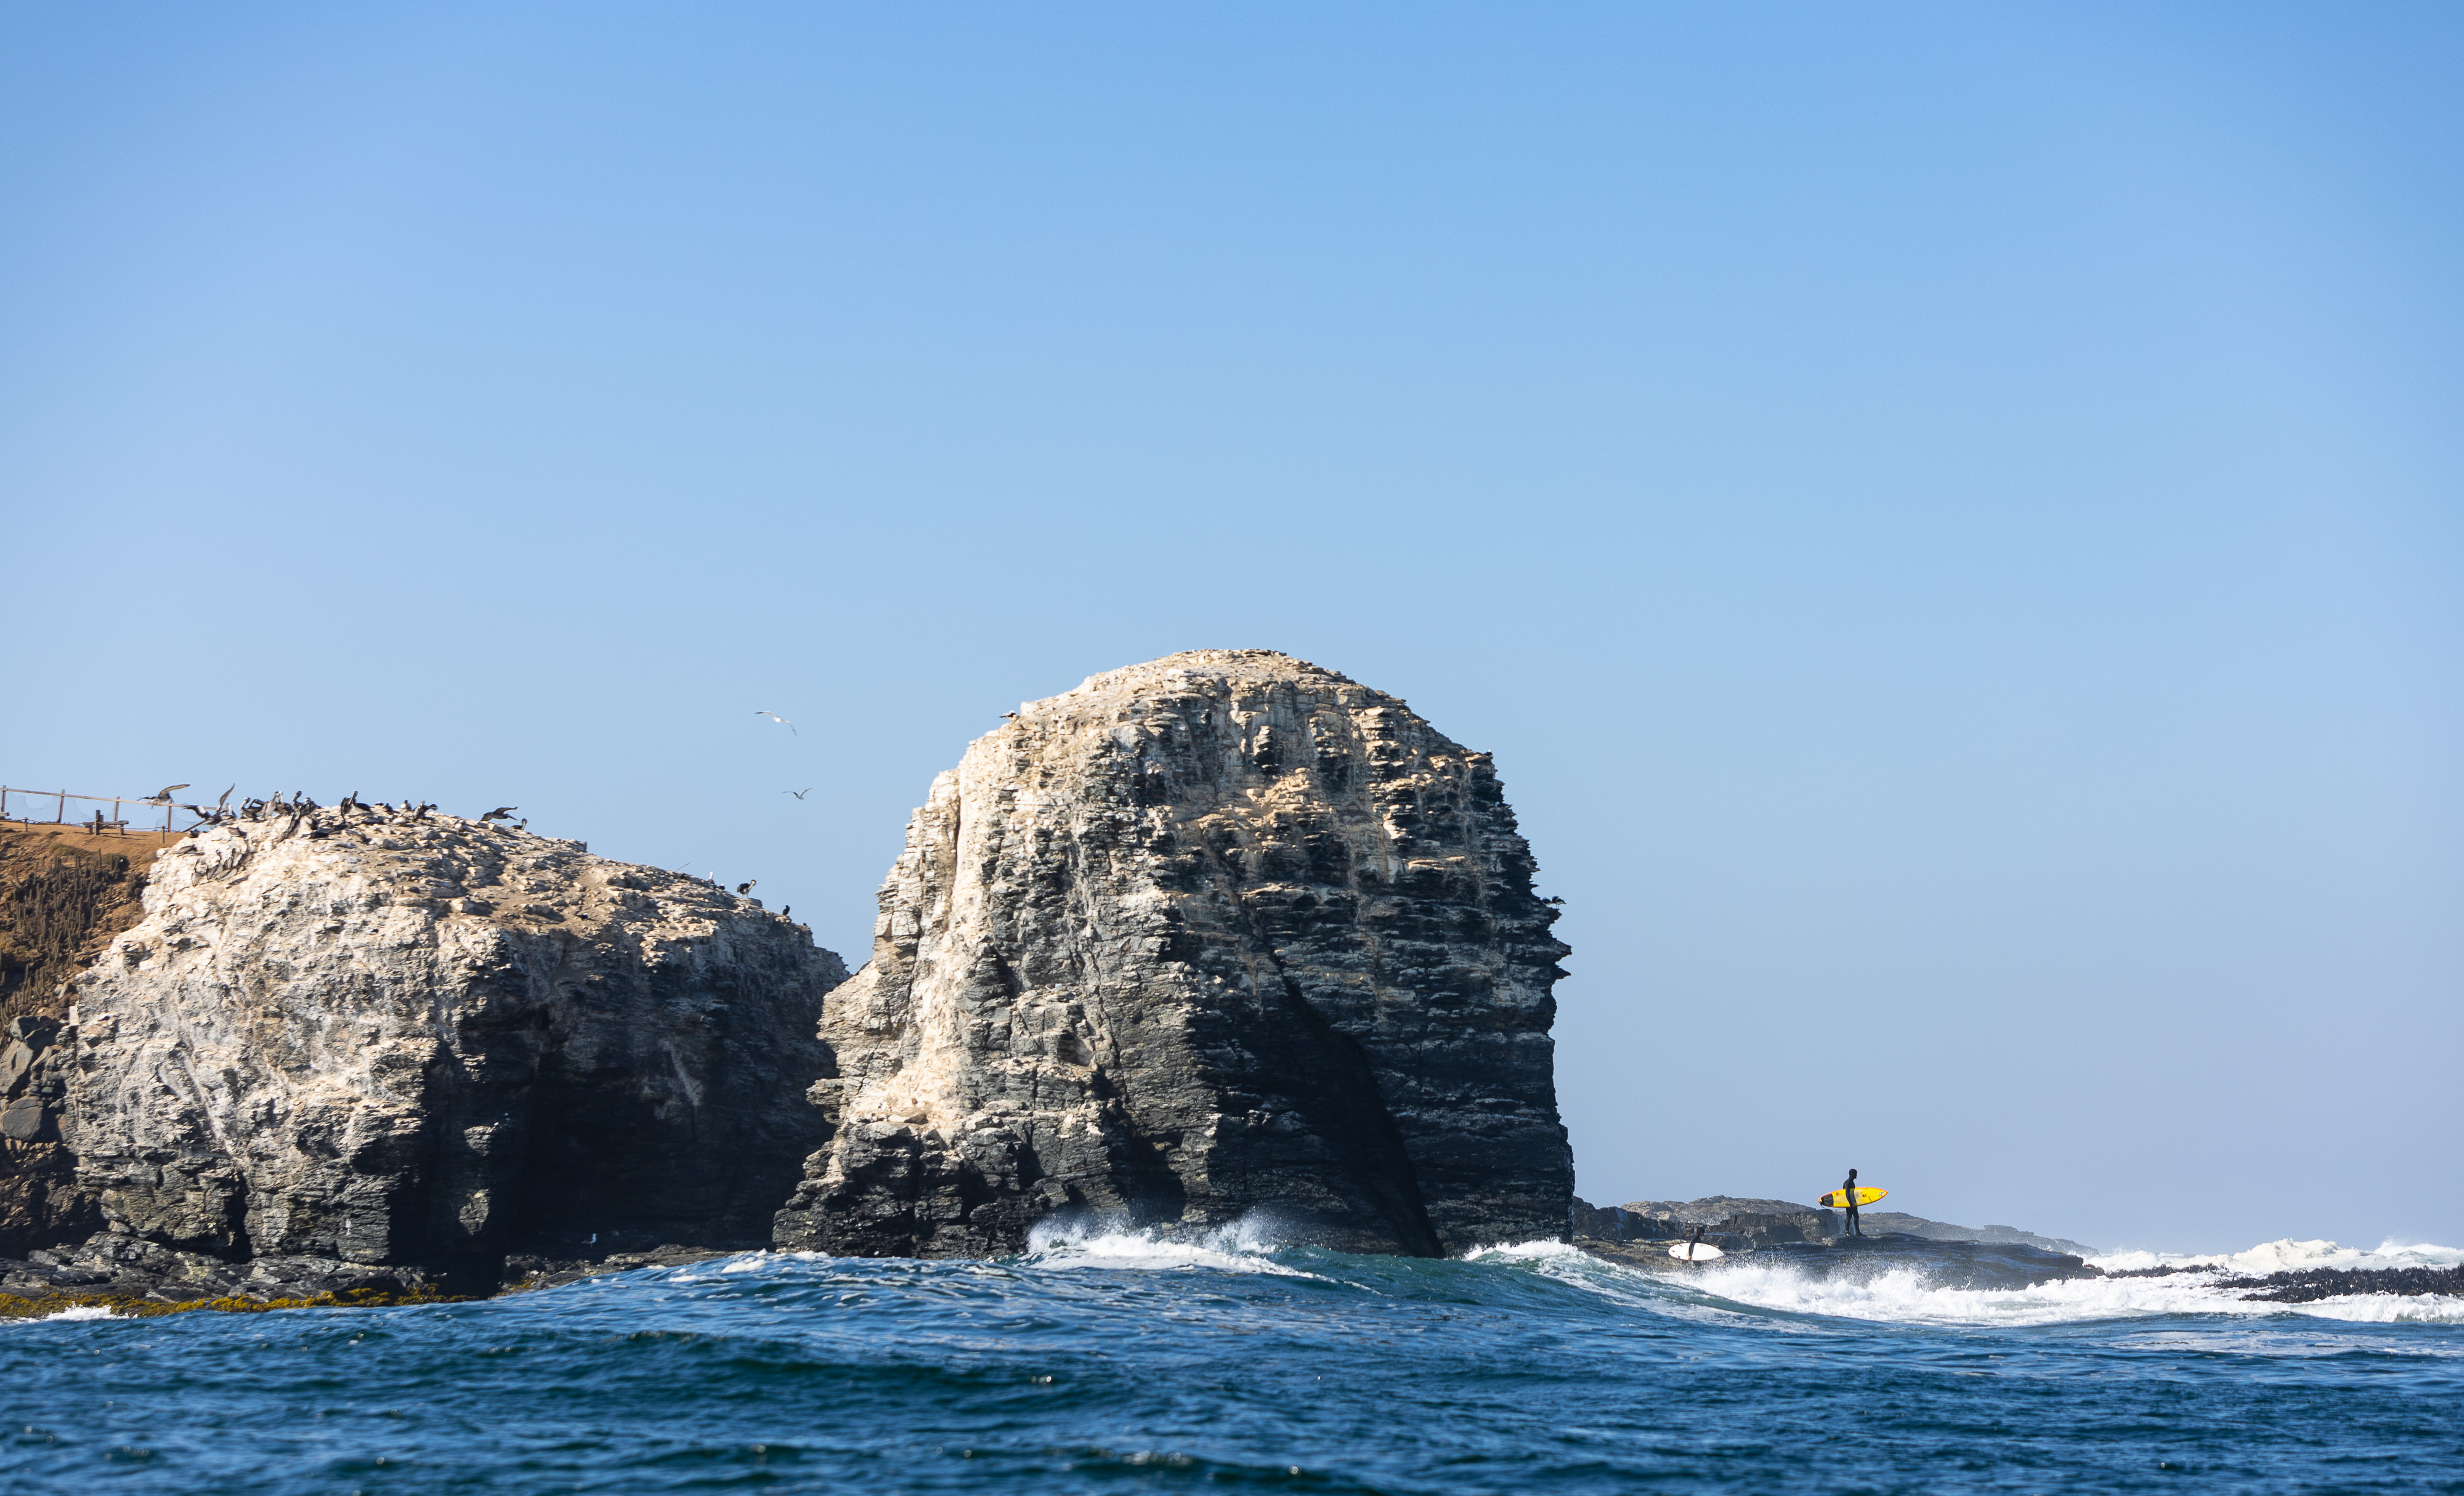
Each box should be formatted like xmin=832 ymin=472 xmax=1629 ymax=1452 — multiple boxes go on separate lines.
xmin=5 ymin=1226 xmax=2460 ymax=1494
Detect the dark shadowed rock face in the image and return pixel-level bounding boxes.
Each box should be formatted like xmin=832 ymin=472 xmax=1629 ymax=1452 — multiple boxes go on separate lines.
xmin=774 ymin=650 xmax=1573 ymax=1258
xmin=34 ymin=812 xmax=844 ymax=1280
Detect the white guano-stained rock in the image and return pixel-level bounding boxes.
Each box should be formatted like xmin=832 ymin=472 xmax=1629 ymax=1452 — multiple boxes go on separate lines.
xmin=53 ymin=809 xmax=843 ymax=1277
xmin=774 ymin=650 xmax=1573 ymax=1258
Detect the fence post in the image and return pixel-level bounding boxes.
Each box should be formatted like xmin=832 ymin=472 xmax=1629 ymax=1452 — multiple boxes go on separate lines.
xmin=57 ymin=789 xmax=66 ymax=823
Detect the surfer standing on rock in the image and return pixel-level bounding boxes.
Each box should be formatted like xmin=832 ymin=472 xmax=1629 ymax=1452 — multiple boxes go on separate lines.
xmin=1842 ymin=1170 xmax=1865 ymax=1238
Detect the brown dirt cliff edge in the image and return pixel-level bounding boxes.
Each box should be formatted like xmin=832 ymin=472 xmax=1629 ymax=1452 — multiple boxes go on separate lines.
xmin=0 ymin=824 xmax=176 ymax=1025
xmin=0 ymin=824 xmax=173 ymax=1254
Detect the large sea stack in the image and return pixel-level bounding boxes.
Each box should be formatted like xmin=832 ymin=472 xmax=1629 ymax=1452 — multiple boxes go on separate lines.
xmin=773 ymin=650 xmax=1573 ymax=1258
xmin=14 ymin=811 xmax=842 ymax=1292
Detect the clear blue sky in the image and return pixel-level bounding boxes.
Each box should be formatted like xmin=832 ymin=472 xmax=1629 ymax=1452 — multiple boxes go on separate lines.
xmin=4 ymin=4 xmax=2456 ymax=1253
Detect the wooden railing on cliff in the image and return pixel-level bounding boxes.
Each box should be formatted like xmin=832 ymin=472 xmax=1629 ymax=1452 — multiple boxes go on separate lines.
xmin=0 ymin=785 xmax=208 ymax=836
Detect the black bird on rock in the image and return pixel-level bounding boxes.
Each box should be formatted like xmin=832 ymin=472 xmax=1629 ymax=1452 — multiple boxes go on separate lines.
xmin=736 ymin=880 xmax=756 ymax=895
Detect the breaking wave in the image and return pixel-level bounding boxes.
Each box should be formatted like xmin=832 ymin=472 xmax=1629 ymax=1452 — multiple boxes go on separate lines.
xmin=0 ymin=1304 xmax=118 ymax=1326
xmin=2088 ymin=1237 xmax=2464 ymax=1275
xmin=1671 ymin=1259 xmax=2463 ymax=1328
xmin=1021 ymin=1213 xmax=1323 ymax=1276
xmin=1510 ymin=1235 xmax=2464 ymax=1329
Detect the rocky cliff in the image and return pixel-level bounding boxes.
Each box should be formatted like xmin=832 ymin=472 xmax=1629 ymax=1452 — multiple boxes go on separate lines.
xmin=12 ymin=806 xmax=843 ymax=1287
xmin=773 ymin=650 xmax=1573 ymax=1258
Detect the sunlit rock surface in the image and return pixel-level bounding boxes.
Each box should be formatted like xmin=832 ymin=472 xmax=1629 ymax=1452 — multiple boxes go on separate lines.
xmin=775 ymin=650 xmax=1573 ymax=1258
xmin=49 ymin=810 xmax=842 ymax=1280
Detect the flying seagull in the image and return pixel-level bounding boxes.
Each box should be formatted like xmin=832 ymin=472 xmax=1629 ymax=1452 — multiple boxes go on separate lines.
xmin=785 ymin=788 xmax=812 ymax=799
xmin=147 ymin=783 xmax=190 ymax=803
xmin=755 ymin=710 xmax=797 ymax=735
xmin=480 ymin=806 xmax=518 ymax=822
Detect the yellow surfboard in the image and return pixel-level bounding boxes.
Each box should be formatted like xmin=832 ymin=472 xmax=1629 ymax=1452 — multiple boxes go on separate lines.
xmin=1818 ymin=1187 xmax=1887 ymax=1210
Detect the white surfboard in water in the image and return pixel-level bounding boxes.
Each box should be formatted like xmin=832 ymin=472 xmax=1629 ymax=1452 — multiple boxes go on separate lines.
xmin=1668 ymin=1240 xmax=1724 ymax=1261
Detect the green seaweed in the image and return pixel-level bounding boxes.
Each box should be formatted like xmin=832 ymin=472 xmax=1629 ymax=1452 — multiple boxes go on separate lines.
xmin=0 ymin=1284 xmax=475 ymax=1318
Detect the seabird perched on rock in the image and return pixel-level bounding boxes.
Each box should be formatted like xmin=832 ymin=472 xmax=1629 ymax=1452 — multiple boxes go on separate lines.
xmin=755 ymin=710 xmax=796 ymax=735
xmin=480 ymin=807 xmax=517 ymax=822
xmin=736 ymin=879 xmax=756 ymax=895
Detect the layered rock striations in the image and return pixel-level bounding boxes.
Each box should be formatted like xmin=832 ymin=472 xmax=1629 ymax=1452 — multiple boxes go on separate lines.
xmin=18 ymin=808 xmax=843 ymax=1284
xmin=774 ymin=650 xmax=1573 ymax=1258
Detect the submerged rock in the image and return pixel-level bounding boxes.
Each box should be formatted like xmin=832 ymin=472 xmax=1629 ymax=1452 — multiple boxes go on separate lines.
xmin=28 ymin=811 xmax=843 ymax=1285
xmin=774 ymin=650 xmax=1574 ymax=1258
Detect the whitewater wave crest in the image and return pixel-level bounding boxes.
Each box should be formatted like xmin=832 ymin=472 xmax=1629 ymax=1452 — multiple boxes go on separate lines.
xmin=1021 ymin=1214 xmax=1320 ymax=1276
xmin=1518 ymin=1237 xmax=2464 ymax=1329
xmin=1458 ymin=1239 xmax=1590 ymax=1264
xmin=2088 ymin=1238 xmax=2463 ymax=1275
xmin=1672 ymin=1260 xmax=2464 ymax=1327
xmin=2 ymin=1304 xmax=119 ymax=1325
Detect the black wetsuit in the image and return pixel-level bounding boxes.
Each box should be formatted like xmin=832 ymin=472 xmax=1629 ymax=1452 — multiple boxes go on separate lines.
xmin=1842 ymin=1176 xmax=1863 ymax=1237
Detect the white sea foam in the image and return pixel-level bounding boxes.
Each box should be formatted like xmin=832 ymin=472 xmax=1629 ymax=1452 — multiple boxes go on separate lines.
xmin=1 ymin=1304 xmax=120 ymax=1325
xmin=1627 ymin=1239 xmax=2464 ymax=1328
xmin=2088 ymin=1239 xmax=2463 ymax=1275
xmin=1459 ymin=1239 xmax=1590 ymax=1264
xmin=1021 ymin=1215 xmax=1318 ymax=1276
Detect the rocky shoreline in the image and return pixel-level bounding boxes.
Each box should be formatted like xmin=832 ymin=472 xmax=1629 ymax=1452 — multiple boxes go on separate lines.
xmin=1570 ymin=1195 xmax=2462 ymax=1300
xmin=2102 ymin=1261 xmax=2464 ymax=1303
xmin=4 ymin=654 xmax=2449 ymax=1317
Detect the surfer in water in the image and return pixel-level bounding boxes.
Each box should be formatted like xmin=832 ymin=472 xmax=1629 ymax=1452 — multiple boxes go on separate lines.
xmin=1841 ymin=1169 xmax=1865 ymax=1238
